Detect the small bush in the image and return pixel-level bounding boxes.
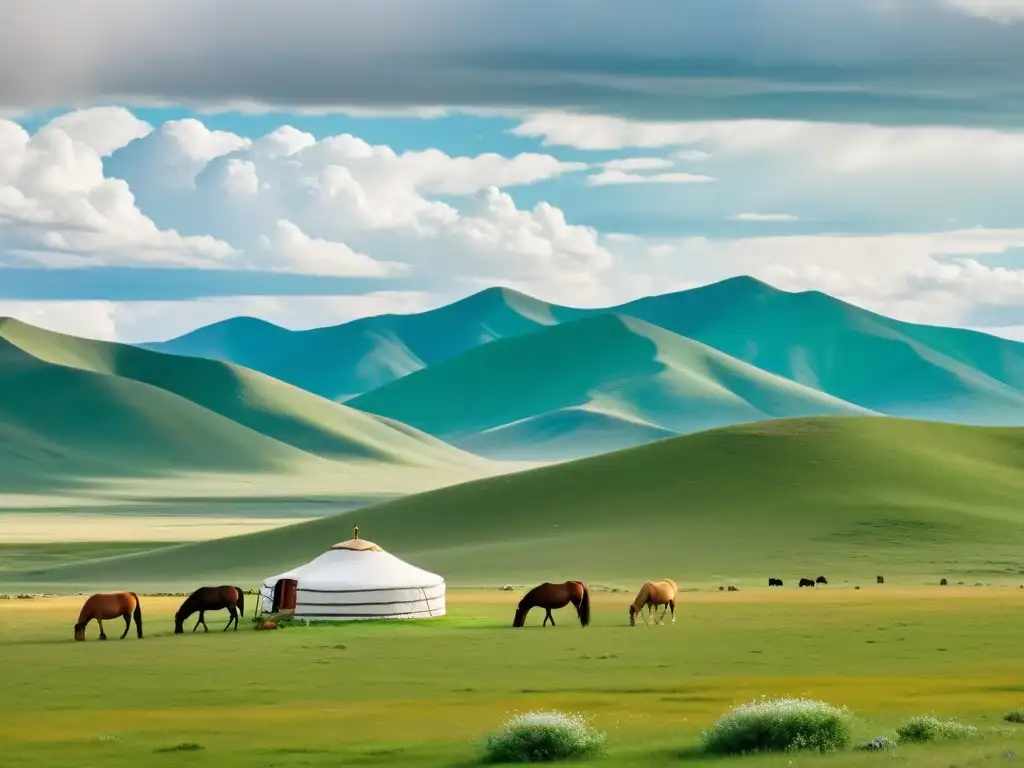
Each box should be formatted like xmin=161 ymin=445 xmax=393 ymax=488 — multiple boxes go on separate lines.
xmin=1005 ymin=710 xmax=1024 ymax=724
xmin=481 ymin=711 xmax=605 ymax=763
xmin=894 ymin=716 xmax=979 ymax=743
xmin=701 ymin=697 xmax=854 ymax=755
xmin=855 ymin=736 xmax=895 ymax=751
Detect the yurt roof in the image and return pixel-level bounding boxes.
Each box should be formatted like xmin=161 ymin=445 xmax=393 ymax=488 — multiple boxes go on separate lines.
xmin=330 ymin=525 xmax=383 ymax=552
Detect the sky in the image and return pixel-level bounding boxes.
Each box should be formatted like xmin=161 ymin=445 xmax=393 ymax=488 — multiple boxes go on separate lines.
xmin=2 ymin=0 xmax=1024 ymax=342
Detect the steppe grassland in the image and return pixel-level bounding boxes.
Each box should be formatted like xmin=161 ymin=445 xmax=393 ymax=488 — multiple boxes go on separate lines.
xmin=1 ymin=587 xmax=1024 ymax=767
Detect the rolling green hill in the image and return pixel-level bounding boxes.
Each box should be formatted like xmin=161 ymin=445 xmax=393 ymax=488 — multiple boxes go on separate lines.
xmin=347 ymin=314 xmax=874 ymax=459
xmin=144 ymin=287 xmax=576 ymax=401
xmin=0 ymin=318 xmax=494 ymax=500
xmin=11 ymin=417 xmax=1024 ymax=590
xmin=146 ymin=277 xmax=1024 ymax=434
xmin=0 ymin=338 xmax=321 ymax=488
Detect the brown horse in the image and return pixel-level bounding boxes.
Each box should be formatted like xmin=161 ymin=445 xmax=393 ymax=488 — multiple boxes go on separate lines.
xmin=174 ymin=585 xmax=245 ymax=634
xmin=629 ymin=579 xmax=678 ymax=626
xmin=73 ymin=592 xmax=143 ymax=641
xmin=512 ymin=581 xmax=591 ymax=628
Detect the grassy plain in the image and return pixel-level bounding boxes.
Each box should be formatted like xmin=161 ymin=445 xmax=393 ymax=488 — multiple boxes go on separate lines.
xmin=2 ymin=588 xmax=1024 ymax=767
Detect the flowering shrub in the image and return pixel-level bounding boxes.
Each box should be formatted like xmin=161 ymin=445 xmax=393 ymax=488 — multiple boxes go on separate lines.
xmin=701 ymin=697 xmax=854 ymax=755
xmin=481 ymin=710 xmax=606 ymax=763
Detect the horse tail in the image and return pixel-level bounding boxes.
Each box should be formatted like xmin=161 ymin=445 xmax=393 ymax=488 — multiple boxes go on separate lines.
xmin=131 ymin=592 xmax=143 ymax=637
xmin=235 ymin=587 xmax=245 ymax=618
xmin=576 ymin=582 xmax=591 ymax=627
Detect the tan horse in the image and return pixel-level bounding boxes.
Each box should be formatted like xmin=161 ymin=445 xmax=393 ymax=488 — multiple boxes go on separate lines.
xmin=74 ymin=592 xmax=143 ymax=641
xmin=629 ymin=579 xmax=678 ymax=626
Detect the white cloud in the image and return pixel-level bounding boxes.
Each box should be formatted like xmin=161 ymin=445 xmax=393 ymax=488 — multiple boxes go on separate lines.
xmin=102 ymin=115 xmax=610 ymax=298
xmin=675 ymin=150 xmax=712 ymax=162
xmin=513 ymin=112 xmax=1024 ymax=175
xmin=0 ymin=108 xmax=612 ymax=302
xmin=585 ymin=170 xmax=716 ymax=186
xmin=946 ymin=0 xmax=1024 ymax=23
xmin=256 ymin=219 xmax=409 ymax=277
xmin=601 ymin=157 xmax=675 ymax=171
xmin=0 ymin=109 xmax=237 ymax=269
xmin=730 ymin=213 xmax=800 ymax=222
xmin=42 ymin=107 xmax=153 ymax=157
xmin=609 ymin=227 xmax=1024 ymax=327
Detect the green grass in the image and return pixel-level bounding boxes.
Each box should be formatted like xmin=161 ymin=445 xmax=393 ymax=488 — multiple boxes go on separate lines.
xmin=348 ymin=314 xmax=871 ymax=460
xmin=2 ymin=589 xmax=1024 ymax=767
xmin=10 ymin=416 xmax=1022 ymax=592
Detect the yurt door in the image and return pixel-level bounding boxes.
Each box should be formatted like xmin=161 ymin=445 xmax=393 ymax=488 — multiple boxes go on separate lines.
xmin=280 ymin=579 xmax=298 ymax=611
xmin=272 ymin=579 xmax=298 ymax=612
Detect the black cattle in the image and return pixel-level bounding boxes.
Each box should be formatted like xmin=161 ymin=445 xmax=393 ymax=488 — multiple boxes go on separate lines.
xmin=815 ymin=576 xmax=828 ymax=585
xmin=768 ymin=577 xmax=783 ymax=587
xmin=799 ymin=578 xmax=815 ymax=588
xmin=940 ymin=578 xmax=948 ymax=586
xmin=876 ymin=575 xmax=885 ymax=584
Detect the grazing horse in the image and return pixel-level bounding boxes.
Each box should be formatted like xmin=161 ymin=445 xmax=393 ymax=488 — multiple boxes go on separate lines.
xmin=175 ymin=585 xmax=245 ymax=634
xmin=512 ymin=581 xmax=591 ymax=628
xmin=74 ymin=592 xmax=143 ymax=642
xmin=629 ymin=579 xmax=678 ymax=626
xmin=798 ymin=578 xmax=815 ymax=588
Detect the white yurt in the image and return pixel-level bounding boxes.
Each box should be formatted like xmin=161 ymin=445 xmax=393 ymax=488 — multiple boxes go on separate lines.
xmin=258 ymin=526 xmax=446 ymax=621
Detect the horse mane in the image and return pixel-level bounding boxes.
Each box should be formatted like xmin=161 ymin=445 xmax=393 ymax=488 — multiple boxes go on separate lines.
xmin=175 ymin=589 xmax=202 ymax=620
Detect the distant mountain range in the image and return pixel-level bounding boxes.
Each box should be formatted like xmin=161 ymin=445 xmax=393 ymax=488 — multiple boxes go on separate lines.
xmin=143 ymin=276 xmax=1024 ymax=460
xmin=347 ymin=313 xmax=874 ymax=460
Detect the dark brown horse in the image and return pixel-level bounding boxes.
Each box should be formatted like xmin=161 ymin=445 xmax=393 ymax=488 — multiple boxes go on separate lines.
xmin=74 ymin=592 xmax=143 ymax=641
xmin=175 ymin=585 xmax=245 ymax=634
xmin=512 ymin=581 xmax=591 ymax=628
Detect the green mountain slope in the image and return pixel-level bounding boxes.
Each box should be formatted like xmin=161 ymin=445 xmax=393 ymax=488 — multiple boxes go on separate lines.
xmin=347 ymin=314 xmax=873 ymax=459
xmin=0 ymin=318 xmax=481 ymax=468
xmin=0 ymin=338 xmax=321 ymax=488
xmin=615 ymin=277 xmax=1024 ymax=425
xmin=143 ymin=287 xmax=575 ymax=401
xmin=0 ymin=319 xmax=494 ymax=501
xmin=15 ymin=417 xmax=1024 ymax=589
